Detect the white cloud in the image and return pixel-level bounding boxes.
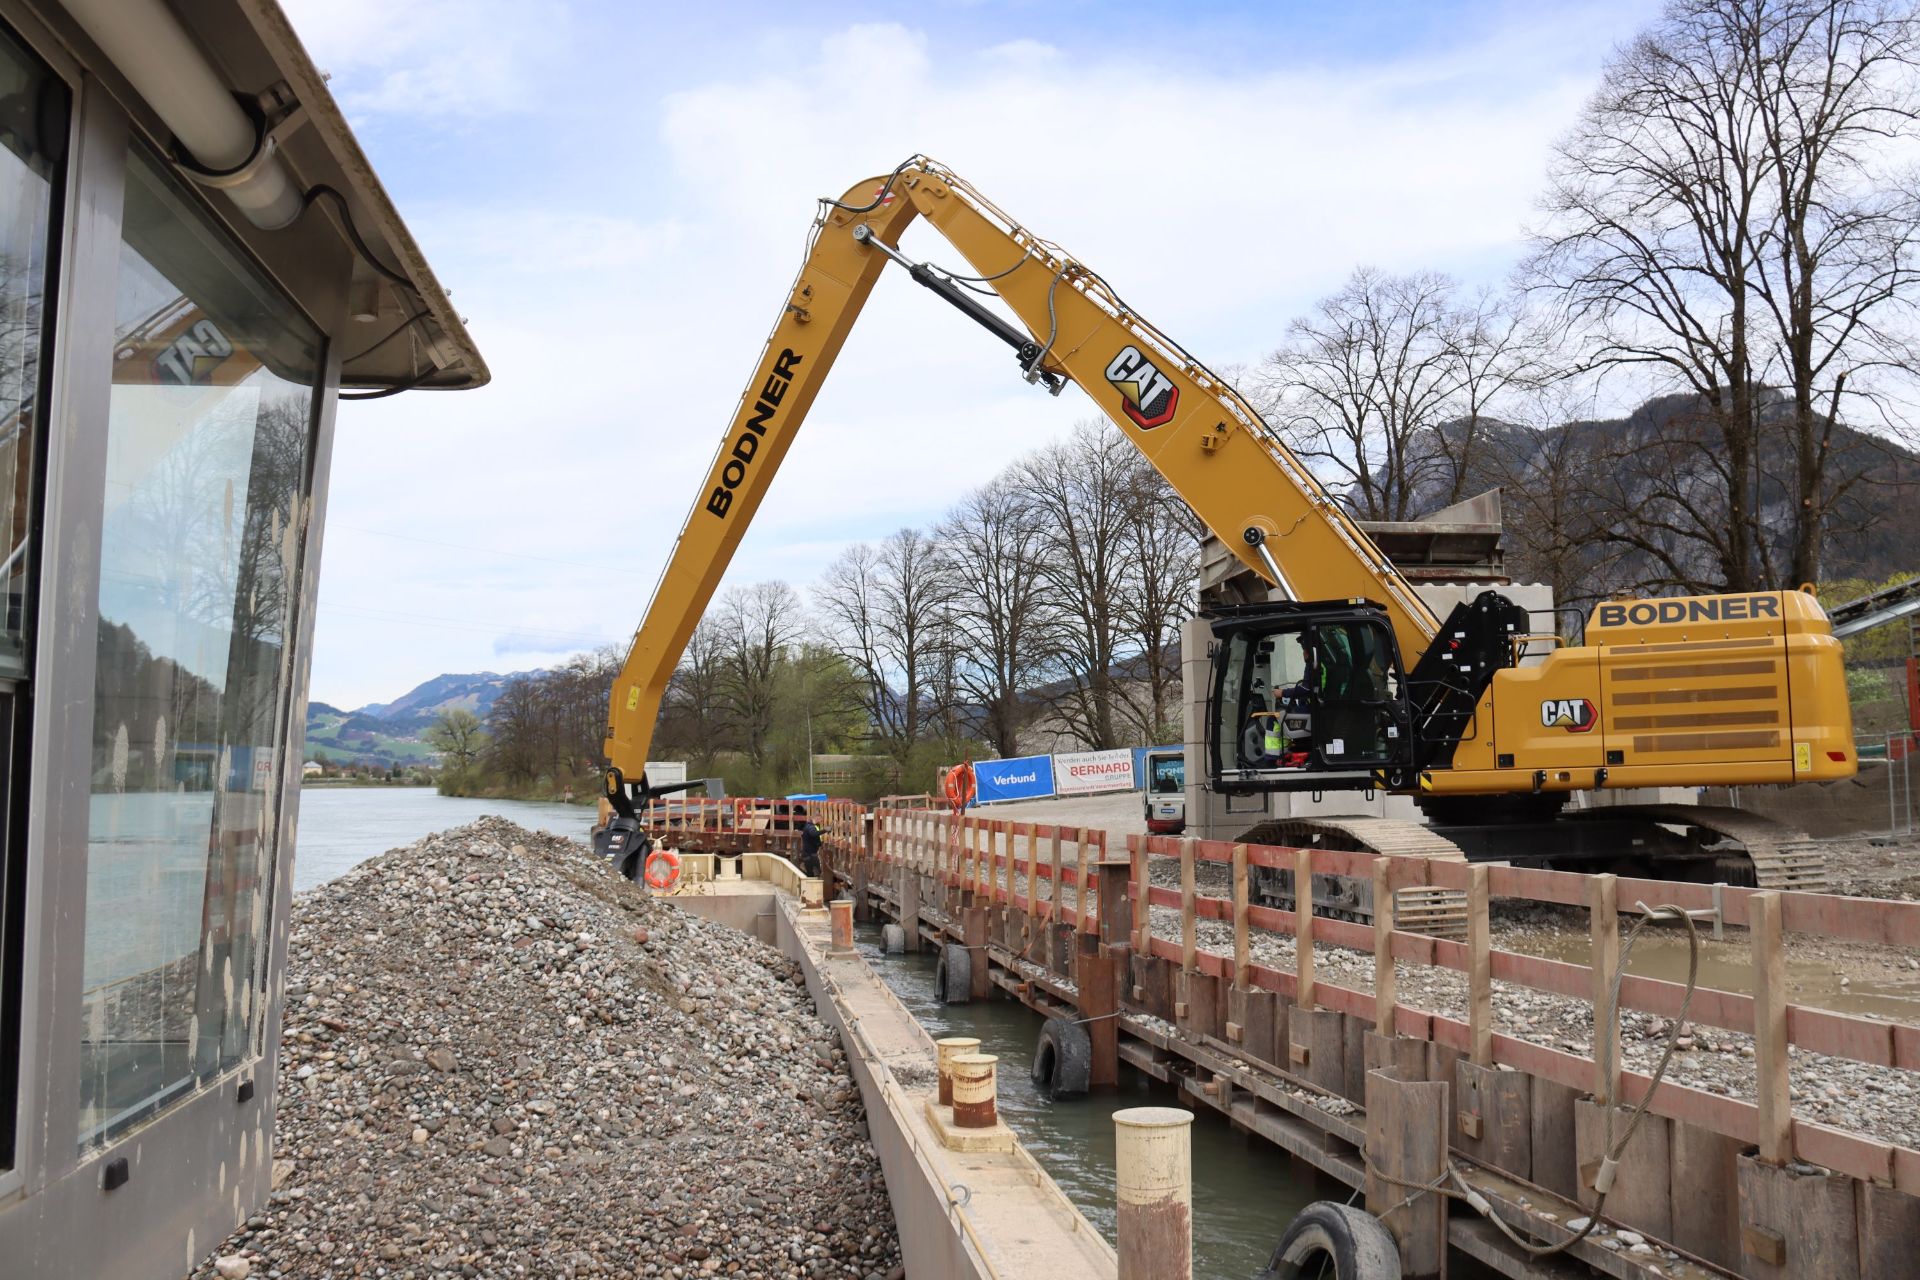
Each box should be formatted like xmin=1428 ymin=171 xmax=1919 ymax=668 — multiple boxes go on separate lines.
xmin=282 ymin=0 xmax=569 ymax=119
xmin=302 ymin=5 xmax=1662 ymax=707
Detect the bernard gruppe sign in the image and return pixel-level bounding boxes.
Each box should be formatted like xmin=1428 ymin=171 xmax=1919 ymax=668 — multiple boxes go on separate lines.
xmin=1054 ymin=748 xmax=1137 ymax=795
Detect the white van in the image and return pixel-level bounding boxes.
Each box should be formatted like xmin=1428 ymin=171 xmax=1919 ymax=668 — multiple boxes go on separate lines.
xmin=1144 ymin=749 xmax=1186 ymax=834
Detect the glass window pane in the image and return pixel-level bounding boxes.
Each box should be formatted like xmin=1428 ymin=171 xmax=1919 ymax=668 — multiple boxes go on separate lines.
xmin=0 ymin=23 xmax=60 ymax=683
xmin=0 ymin=20 xmax=66 ymax=1174
xmin=79 ymin=147 xmax=318 ymax=1147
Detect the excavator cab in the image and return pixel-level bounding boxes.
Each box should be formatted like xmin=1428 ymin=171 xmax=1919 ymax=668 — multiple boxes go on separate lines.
xmin=1207 ymin=601 xmax=1415 ymax=793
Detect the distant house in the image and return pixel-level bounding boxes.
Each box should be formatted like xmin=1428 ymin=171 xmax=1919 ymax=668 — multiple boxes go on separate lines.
xmin=302 ymin=761 xmax=324 ymax=778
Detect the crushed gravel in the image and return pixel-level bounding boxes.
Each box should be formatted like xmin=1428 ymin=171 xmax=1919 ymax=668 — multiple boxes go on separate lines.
xmin=191 ymin=817 xmax=901 ymax=1280
xmin=1136 ymin=844 xmax=1920 ymax=1152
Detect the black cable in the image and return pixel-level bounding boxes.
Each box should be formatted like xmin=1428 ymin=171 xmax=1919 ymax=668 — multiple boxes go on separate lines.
xmin=300 ymin=184 xmax=415 ymax=290
xmin=821 ymin=155 xmax=923 ymax=214
xmin=343 ymin=308 xmax=431 ymax=364
xmin=339 ymin=366 xmax=439 ymax=400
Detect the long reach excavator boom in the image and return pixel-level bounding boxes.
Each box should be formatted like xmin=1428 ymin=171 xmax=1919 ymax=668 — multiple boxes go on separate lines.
xmin=598 ymin=156 xmax=1856 ymax=896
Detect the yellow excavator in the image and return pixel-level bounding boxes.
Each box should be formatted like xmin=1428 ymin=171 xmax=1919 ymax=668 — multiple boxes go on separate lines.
xmin=595 ymin=156 xmax=1854 ymax=902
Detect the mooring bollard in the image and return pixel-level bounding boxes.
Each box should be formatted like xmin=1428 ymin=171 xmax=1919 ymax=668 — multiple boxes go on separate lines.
xmin=950 ymin=1053 xmax=999 ymax=1128
xmin=1114 ymin=1106 xmax=1194 ymax=1280
xmin=800 ymin=877 xmax=825 ymax=909
xmin=829 ymin=899 xmax=854 ymax=953
xmin=935 ymin=1037 xmax=981 ymax=1105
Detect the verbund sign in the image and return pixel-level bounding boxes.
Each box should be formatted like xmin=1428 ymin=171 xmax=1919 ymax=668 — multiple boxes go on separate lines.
xmin=973 ymin=755 xmax=1056 ymax=804
xmin=1054 ymin=748 xmax=1136 ymax=795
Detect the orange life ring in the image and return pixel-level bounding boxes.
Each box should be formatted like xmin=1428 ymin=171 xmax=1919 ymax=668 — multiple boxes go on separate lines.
xmin=644 ymin=848 xmax=681 ymax=891
xmin=943 ymin=763 xmax=976 ymax=813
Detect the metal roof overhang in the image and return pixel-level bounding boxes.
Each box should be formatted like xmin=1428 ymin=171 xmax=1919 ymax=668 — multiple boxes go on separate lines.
xmin=39 ymin=0 xmax=489 ymax=391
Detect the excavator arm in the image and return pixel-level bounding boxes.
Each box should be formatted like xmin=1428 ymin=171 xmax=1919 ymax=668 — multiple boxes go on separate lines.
xmin=604 ymin=156 xmax=1439 ymax=807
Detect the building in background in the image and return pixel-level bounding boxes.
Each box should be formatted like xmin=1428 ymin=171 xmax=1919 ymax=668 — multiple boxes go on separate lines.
xmin=0 ymin=2 xmax=484 ymax=1275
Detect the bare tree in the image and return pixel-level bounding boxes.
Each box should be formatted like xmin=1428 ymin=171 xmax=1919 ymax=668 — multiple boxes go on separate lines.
xmin=1020 ymin=423 xmax=1137 ymax=750
xmin=938 ymin=478 xmax=1051 ymax=757
xmin=714 ymin=581 xmax=802 ymax=769
xmin=813 ymin=528 xmax=953 ymax=761
xmin=1528 ymin=0 xmax=1920 ymax=591
xmin=653 ymin=615 xmax=727 ymax=775
xmin=1742 ymin=0 xmax=1920 ymax=582
xmin=1261 ymin=268 xmax=1538 ymax=518
xmin=1113 ymin=456 xmax=1197 ymax=743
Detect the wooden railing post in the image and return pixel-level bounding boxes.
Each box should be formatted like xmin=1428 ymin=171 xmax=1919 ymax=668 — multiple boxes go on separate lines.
xmin=1129 ymin=836 xmax=1149 ymax=953
xmin=1049 ymin=827 xmax=1063 ymax=927
xmin=1373 ymin=858 xmax=1396 ymax=1033
xmin=1295 ymin=847 xmax=1315 ymax=1010
xmin=1752 ymin=890 xmax=1791 ymax=1164
xmin=1180 ymin=838 xmax=1198 ymax=975
xmin=1589 ymin=872 xmax=1619 ymax=1103
xmin=1468 ymin=864 xmax=1492 ymax=1066
xmin=1021 ymin=825 xmax=1036 ymax=948
xmin=1231 ymin=843 xmax=1250 ymax=988
xmin=1075 ymin=827 xmax=1093 ymax=934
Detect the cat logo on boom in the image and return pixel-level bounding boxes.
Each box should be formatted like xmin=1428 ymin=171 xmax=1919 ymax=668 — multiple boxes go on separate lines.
xmin=1540 ymin=698 xmax=1596 ymax=733
xmin=1106 ymin=345 xmax=1178 ymax=429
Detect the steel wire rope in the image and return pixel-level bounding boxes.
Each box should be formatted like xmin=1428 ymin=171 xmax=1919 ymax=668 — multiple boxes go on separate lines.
xmin=1359 ymin=901 xmax=1703 ymax=1259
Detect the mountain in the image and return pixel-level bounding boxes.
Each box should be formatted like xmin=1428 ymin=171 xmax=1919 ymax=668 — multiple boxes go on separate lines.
xmin=1412 ymin=392 xmax=1920 ymax=598
xmin=355 ymin=671 xmax=517 ymax=727
xmin=306 ymin=671 xmax=528 ymax=768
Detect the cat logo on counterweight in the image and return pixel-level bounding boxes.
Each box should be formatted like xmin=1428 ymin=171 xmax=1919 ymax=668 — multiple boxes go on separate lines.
xmin=1540 ymin=698 xmax=1596 ymax=733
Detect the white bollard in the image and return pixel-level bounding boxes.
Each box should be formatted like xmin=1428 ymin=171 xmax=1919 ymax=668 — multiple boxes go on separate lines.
xmin=935 ymin=1036 xmax=980 ymax=1106
xmin=1114 ymin=1106 xmax=1194 ymax=1280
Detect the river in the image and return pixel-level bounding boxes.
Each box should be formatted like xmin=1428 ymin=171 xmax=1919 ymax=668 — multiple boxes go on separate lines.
xmin=292 ymin=786 xmax=596 ymax=892
xmin=853 ymin=923 xmax=1331 ymax=1276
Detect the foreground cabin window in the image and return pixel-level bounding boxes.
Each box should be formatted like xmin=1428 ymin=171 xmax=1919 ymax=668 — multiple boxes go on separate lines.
xmin=0 ymin=20 xmax=64 ymax=1173
xmin=77 ymin=147 xmax=319 ymax=1146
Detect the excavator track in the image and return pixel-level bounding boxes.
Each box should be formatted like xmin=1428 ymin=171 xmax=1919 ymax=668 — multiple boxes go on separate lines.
xmin=1563 ymin=803 xmax=1830 ymax=892
xmin=1237 ymin=817 xmax=1470 ymax=939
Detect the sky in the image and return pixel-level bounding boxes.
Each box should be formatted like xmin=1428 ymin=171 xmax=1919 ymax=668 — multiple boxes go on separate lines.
xmin=284 ymin=0 xmax=1668 ymax=710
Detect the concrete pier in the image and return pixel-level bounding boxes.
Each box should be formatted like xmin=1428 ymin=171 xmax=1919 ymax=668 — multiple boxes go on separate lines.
xmin=674 ymin=856 xmax=1117 ymax=1280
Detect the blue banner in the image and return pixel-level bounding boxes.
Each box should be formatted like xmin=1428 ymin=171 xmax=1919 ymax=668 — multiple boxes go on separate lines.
xmin=972 ymin=754 xmax=1055 ymax=804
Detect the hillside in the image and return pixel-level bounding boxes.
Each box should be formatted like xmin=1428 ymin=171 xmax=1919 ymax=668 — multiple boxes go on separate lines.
xmin=1406 ymin=393 xmax=1920 ymax=611
xmin=306 ymin=671 xmax=527 ymax=768
xmin=354 ymin=671 xmax=516 ymax=727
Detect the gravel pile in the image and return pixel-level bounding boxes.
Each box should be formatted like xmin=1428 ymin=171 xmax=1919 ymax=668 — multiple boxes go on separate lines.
xmin=193 ymin=817 xmax=901 ymax=1280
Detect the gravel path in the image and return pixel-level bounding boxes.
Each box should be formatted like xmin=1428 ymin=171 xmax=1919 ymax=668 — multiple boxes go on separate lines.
xmin=192 ymin=818 xmax=901 ymax=1280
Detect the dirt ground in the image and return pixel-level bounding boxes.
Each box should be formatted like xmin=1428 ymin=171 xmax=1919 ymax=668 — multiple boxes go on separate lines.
xmin=977 ymin=790 xmax=1147 ymax=836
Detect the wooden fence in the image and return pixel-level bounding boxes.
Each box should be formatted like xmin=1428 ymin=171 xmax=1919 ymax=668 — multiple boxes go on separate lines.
xmin=855 ymin=809 xmax=1920 ymax=1195
xmin=641 ymin=795 xmax=863 ymax=860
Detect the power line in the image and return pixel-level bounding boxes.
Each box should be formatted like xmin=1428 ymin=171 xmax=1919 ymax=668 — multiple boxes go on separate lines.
xmin=318 ymin=599 xmax=618 ymax=647
xmin=331 ymin=522 xmax=654 ymax=578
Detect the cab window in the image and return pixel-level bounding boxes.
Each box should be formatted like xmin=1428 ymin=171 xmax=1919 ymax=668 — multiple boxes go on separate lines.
xmin=1214 ymin=617 xmax=1405 ymax=774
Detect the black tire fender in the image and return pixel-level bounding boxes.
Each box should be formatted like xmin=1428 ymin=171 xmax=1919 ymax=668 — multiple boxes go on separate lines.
xmin=1257 ymin=1201 xmax=1401 ymax=1280
xmin=936 ymin=942 xmax=971 ymax=1004
xmin=1030 ymin=1015 xmax=1092 ymax=1097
